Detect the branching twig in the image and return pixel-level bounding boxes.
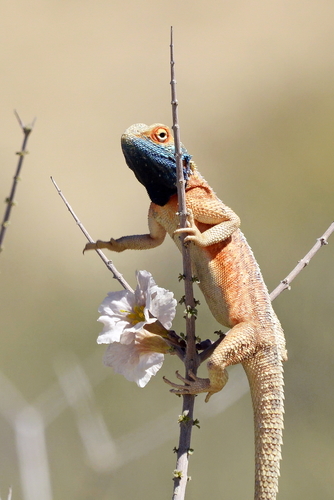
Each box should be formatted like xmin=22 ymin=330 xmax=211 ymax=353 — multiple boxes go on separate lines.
xmin=50 ymin=177 xmax=133 ymax=293
xmin=270 ymin=221 xmax=334 ymax=300
xmin=169 ymin=27 xmax=199 ymax=500
xmin=0 ymin=111 xmax=35 ymax=253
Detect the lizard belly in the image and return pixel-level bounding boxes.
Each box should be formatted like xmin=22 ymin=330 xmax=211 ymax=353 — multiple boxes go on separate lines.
xmin=190 ymin=231 xmax=268 ymax=329
xmin=152 ymin=203 xmax=268 ymax=330
xmin=190 ymin=244 xmax=232 ymax=327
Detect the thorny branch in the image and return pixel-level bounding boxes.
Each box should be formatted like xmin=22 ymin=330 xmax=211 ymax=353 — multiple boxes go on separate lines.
xmin=269 ymin=221 xmax=334 ymax=300
xmin=0 ymin=111 xmax=35 ymax=253
xmin=169 ymin=26 xmax=199 ymax=500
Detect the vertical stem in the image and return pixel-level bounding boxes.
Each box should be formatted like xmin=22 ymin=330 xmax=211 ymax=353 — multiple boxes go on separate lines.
xmin=170 ymin=27 xmax=199 ymax=500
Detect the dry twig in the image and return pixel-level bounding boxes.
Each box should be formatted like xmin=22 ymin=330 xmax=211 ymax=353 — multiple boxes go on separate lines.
xmin=0 ymin=111 xmax=35 ymax=253
xmin=270 ymin=221 xmax=334 ymax=300
xmin=50 ymin=177 xmax=133 ymax=293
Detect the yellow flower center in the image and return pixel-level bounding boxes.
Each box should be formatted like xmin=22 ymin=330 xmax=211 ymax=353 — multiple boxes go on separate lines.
xmin=124 ymin=305 xmax=146 ymax=325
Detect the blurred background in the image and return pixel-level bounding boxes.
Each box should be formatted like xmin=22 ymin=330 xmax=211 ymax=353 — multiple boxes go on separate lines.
xmin=0 ymin=1 xmax=333 ymax=499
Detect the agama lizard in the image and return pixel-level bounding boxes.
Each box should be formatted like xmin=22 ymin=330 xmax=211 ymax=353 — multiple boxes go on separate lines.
xmin=85 ymin=123 xmax=287 ymax=500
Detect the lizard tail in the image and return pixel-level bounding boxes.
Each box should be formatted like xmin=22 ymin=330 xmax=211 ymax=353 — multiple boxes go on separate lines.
xmin=243 ymin=346 xmax=284 ymax=500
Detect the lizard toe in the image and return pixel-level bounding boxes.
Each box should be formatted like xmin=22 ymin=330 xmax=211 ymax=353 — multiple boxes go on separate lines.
xmin=83 ymin=242 xmax=97 ymax=253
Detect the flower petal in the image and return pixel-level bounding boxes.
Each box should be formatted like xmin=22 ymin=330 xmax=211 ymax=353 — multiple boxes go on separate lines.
xmin=147 ymin=287 xmax=177 ymax=329
xmin=98 ymin=290 xmax=133 ymax=317
xmin=134 ymin=270 xmax=156 ymax=306
xmin=103 ymin=341 xmax=164 ymax=387
xmin=97 ymin=317 xmax=136 ymax=344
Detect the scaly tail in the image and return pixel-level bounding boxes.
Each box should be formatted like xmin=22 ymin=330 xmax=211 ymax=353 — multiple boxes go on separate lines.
xmin=243 ymin=346 xmax=285 ymax=500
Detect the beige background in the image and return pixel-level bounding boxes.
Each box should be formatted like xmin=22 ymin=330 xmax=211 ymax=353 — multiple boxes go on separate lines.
xmin=0 ymin=1 xmax=334 ymax=499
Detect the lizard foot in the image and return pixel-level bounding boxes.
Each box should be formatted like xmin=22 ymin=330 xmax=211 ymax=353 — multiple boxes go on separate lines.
xmin=83 ymin=238 xmax=122 ymax=254
xmin=163 ymin=370 xmax=216 ymax=402
xmin=174 ymin=210 xmax=204 ymax=246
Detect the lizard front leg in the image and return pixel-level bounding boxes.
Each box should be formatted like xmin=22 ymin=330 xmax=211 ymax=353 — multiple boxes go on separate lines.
xmin=84 ymin=234 xmax=164 ymax=253
xmin=84 ymin=211 xmax=167 ymax=253
xmin=174 ymin=204 xmax=240 ymax=247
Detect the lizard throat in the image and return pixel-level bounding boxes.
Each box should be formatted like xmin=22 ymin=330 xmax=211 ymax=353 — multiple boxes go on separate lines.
xmin=121 ymin=135 xmax=193 ymax=206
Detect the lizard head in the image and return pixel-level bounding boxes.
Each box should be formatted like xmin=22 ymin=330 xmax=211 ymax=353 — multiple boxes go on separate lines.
xmin=121 ymin=123 xmax=192 ymax=206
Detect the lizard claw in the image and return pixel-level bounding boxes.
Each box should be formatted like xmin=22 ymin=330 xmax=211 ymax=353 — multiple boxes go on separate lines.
xmin=83 ymin=241 xmax=98 ymax=253
xmin=174 ymin=209 xmax=203 ymax=245
xmin=163 ymin=370 xmax=211 ymax=397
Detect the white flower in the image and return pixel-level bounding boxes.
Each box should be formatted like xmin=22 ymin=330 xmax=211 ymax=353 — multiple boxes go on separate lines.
xmin=97 ymin=270 xmax=176 ymax=345
xmin=96 ymin=270 xmax=177 ymax=387
xmin=103 ymin=330 xmax=170 ymax=387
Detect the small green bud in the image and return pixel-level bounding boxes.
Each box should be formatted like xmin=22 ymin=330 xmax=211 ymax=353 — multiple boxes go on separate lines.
xmin=193 ymin=419 xmax=200 ymax=429
xmin=173 ymin=470 xmax=183 ymax=479
xmin=184 ymin=305 xmax=198 ymax=319
xmin=178 ymin=410 xmax=190 ymax=424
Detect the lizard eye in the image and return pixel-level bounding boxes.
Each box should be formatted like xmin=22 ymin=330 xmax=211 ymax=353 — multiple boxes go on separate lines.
xmin=157 ymin=130 xmax=167 ymax=141
xmin=152 ymin=127 xmax=170 ymax=143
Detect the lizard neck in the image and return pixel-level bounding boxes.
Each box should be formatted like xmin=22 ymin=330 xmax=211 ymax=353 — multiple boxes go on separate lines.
xmin=186 ymin=164 xmax=211 ymax=191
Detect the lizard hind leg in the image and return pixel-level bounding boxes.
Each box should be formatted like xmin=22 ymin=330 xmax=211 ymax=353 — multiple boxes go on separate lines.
xmin=204 ymin=360 xmax=229 ymax=402
xmin=164 ymin=322 xmax=257 ymax=402
xmin=203 ymin=321 xmax=259 ymax=401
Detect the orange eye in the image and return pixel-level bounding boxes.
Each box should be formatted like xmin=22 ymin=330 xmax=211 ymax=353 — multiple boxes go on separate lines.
xmin=152 ymin=127 xmax=170 ymax=143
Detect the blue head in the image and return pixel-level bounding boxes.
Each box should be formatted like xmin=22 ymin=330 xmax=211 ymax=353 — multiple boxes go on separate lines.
xmin=121 ymin=123 xmax=192 ymax=206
